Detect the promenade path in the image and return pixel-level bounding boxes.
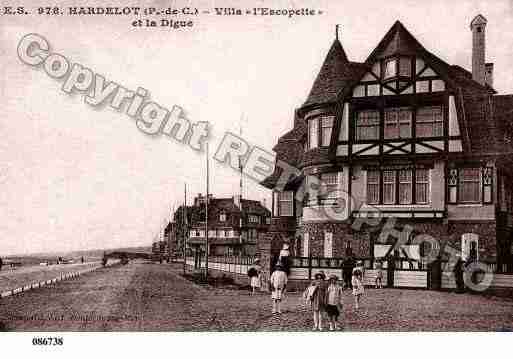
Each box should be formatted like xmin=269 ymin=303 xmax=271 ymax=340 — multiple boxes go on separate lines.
xmin=0 ymin=262 xmax=512 ymax=331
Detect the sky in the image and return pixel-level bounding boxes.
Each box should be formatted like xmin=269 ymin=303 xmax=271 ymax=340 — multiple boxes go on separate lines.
xmin=1 ymin=0 xmax=513 ymax=255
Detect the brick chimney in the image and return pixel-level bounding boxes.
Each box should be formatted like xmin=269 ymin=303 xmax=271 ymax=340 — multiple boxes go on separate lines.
xmin=485 ymin=62 xmax=494 ymax=88
xmin=470 ymin=14 xmax=488 ymax=86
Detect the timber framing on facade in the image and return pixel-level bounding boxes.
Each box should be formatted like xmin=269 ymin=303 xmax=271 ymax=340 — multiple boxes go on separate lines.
xmin=262 ymin=16 xmax=513 ymax=272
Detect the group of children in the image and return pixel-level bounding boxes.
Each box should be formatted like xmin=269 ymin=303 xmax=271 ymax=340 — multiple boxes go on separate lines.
xmin=249 ymin=245 xmax=383 ymax=331
xmin=303 ymin=260 xmax=365 ymax=331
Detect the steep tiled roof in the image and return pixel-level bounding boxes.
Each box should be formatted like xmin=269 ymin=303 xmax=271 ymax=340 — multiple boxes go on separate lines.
xmin=303 ymin=39 xmax=368 ymax=108
xmin=365 ymin=21 xmax=425 ymax=61
xmin=263 ymin=20 xmax=513 ymax=191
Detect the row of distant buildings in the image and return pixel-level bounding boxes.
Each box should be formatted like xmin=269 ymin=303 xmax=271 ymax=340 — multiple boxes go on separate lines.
xmin=153 ymin=194 xmax=271 ymax=258
xmin=154 ymin=15 xmax=513 ymax=272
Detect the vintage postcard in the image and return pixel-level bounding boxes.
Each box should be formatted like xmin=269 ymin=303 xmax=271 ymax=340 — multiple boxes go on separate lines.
xmin=0 ymin=0 xmax=512 ymax=355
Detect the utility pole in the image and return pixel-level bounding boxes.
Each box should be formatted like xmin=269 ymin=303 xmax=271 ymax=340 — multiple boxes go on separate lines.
xmin=183 ymin=184 xmax=187 ymax=275
xmin=205 ymin=141 xmax=210 ymax=281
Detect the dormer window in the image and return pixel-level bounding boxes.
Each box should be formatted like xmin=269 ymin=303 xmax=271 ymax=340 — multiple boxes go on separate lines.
xmin=384 ymin=58 xmax=397 ymax=79
xmin=383 ymin=57 xmax=412 ymax=81
xmin=219 ymin=212 xmax=226 ymax=222
xmin=307 ymin=115 xmax=334 ymax=149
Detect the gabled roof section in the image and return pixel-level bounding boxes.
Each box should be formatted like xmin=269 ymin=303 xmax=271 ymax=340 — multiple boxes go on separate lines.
xmin=470 ymin=14 xmax=487 ymax=29
xmin=365 ymin=21 xmax=425 ymax=62
xmin=303 ymin=39 xmax=367 ymax=108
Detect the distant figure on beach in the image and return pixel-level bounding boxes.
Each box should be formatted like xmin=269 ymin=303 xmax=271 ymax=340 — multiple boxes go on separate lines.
xmin=0 ymin=257 xmax=3 ymax=271
xmin=81 ymin=256 xmax=85 ymax=264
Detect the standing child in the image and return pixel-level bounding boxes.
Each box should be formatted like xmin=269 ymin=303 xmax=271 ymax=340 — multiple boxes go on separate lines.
xmin=269 ymin=264 xmax=288 ymax=314
xmin=325 ymin=275 xmax=344 ymax=331
xmin=351 ymin=267 xmax=364 ymax=310
xmin=248 ymin=259 xmax=262 ymax=295
xmin=303 ymin=272 xmax=327 ymax=330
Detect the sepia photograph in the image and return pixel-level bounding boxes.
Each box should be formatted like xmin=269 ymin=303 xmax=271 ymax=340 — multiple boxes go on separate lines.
xmin=0 ymin=0 xmax=512 ymax=355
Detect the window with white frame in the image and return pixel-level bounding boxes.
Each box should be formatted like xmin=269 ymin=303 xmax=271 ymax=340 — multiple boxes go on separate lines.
xmin=398 ymin=170 xmax=413 ymax=204
xmin=356 ymin=110 xmax=380 ymax=140
xmin=366 ymin=170 xmax=380 ymax=205
xmin=308 ymin=118 xmax=318 ymax=149
xmin=275 ymin=191 xmax=293 ymax=216
xmin=416 ymin=169 xmax=429 ymax=204
xmin=219 ymin=212 xmax=226 ymax=222
xmin=307 ymin=116 xmax=334 ymax=149
xmin=458 ymin=168 xmax=481 ymax=203
xmin=249 ymin=215 xmax=259 ymax=223
xmin=321 ymin=116 xmax=334 ymax=147
xmin=448 ymin=167 xmax=492 ymax=204
xmin=383 ymin=170 xmax=396 ymax=204
xmin=384 ymin=107 xmax=412 ymax=139
xmin=416 ymin=106 xmax=443 ymax=137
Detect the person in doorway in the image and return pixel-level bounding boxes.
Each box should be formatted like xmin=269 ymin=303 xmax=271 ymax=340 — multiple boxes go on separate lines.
xmin=303 ymin=272 xmax=327 ymax=330
xmin=375 ymin=259 xmax=384 ymax=289
xmin=248 ymin=258 xmax=262 ymax=295
xmin=342 ymin=257 xmax=355 ymax=289
xmin=269 ymin=263 xmax=288 ymax=314
xmin=352 ymin=266 xmax=364 ymax=310
xmin=325 ymin=274 xmax=344 ymax=331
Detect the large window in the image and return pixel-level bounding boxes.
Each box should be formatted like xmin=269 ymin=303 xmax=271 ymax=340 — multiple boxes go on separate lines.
xmin=320 ymin=172 xmax=339 ymax=204
xmin=416 ymin=106 xmax=443 ymax=137
xmin=356 ymin=110 xmax=380 ymax=140
xmin=321 ymin=116 xmax=334 ymax=146
xmin=383 ymin=170 xmax=396 ymax=204
xmin=366 ymin=168 xmax=430 ymax=205
xmin=274 ymin=191 xmax=293 ymax=216
xmin=356 ymin=106 xmax=443 ymax=141
xmin=398 ymin=170 xmax=413 ymax=204
xmin=367 ymin=170 xmax=380 ymax=204
xmin=385 ymin=108 xmax=412 ymax=139
xmin=307 ymin=115 xmax=334 ymax=149
xmin=415 ymin=169 xmax=429 ymax=204
xmin=306 ymin=172 xmax=341 ymax=206
xmin=458 ymin=168 xmax=481 ymax=203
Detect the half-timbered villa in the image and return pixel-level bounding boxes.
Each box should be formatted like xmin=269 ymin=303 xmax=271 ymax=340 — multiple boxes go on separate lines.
xmin=262 ymin=15 xmax=513 ymax=278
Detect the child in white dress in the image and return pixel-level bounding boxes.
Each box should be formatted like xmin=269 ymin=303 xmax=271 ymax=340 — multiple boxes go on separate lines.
xmin=351 ymin=267 xmax=364 ymax=310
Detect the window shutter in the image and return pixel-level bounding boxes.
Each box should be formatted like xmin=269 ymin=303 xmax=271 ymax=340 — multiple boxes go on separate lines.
xmin=324 ymin=231 xmax=333 ymax=258
xmin=303 ymin=232 xmax=310 ymax=257
xmin=448 ymin=169 xmax=458 ymax=204
xmin=482 ymin=167 xmax=493 ymax=204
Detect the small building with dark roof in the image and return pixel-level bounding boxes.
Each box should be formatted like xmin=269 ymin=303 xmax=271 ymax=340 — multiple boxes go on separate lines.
xmin=262 ymin=16 xmax=513 ymax=272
